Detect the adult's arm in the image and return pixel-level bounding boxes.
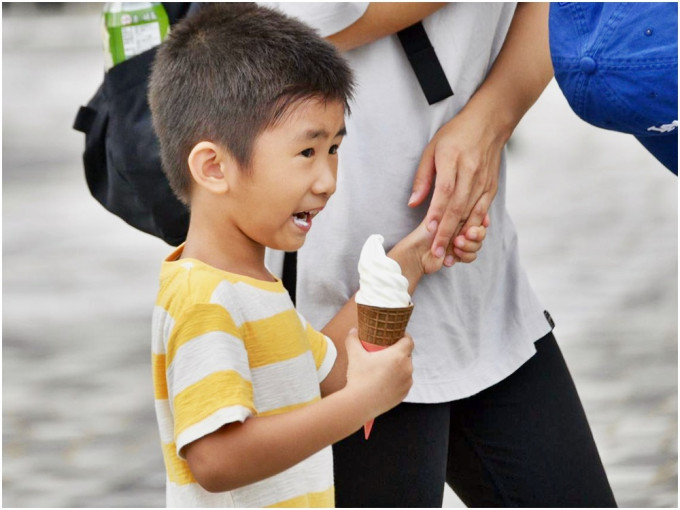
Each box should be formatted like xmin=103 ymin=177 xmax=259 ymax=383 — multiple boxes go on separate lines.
xmin=325 ymin=2 xmax=446 ymax=51
xmin=408 ymin=2 xmax=554 ymax=264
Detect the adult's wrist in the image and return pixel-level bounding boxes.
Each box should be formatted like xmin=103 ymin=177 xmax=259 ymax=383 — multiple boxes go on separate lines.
xmin=459 ymin=92 xmax=516 ymax=147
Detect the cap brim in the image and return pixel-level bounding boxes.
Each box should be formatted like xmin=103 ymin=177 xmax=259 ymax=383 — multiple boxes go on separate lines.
xmin=635 ymin=134 xmax=678 ymax=175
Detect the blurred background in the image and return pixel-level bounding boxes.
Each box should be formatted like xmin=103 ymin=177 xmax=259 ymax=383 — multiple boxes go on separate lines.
xmin=2 ymin=3 xmax=677 ymax=507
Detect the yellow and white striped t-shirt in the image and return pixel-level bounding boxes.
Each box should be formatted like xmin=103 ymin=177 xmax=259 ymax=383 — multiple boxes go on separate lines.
xmin=151 ymin=246 xmax=337 ymax=507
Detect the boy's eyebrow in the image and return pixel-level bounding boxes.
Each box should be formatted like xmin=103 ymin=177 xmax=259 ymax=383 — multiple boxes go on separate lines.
xmin=297 ymin=126 xmax=347 ymax=141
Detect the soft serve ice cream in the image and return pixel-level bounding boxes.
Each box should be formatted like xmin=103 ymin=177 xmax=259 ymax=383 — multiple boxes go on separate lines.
xmin=355 ymin=234 xmax=411 ymax=308
xmin=355 ymin=234 xmax=413 ymax=440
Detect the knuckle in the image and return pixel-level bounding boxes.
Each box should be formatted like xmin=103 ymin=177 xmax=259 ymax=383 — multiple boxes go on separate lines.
xmin=435 ymin=179 xmax=456 ymax=197
xmin=443 ymin=205 xmax=465 ymax=223
xmin=460 ymin=155 xmax=482 ymax=173
xmin=473 ymin=201 xmax=486 ymax=216
xmin=435 ymin=235 xmax=453 ymax=250
xmin=428 ymin=201 xmax=446 ymax=218
xmin=437 ymin=144 xmax=461 ymax=161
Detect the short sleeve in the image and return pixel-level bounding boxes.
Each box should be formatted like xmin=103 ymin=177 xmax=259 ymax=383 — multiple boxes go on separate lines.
xmin=167 ymin=303 xmax=255 ymax=458
xmin=297 ymin=312 xmax=337 ymax=383
xmin=260 ymin=2 xmax=370 ymax=37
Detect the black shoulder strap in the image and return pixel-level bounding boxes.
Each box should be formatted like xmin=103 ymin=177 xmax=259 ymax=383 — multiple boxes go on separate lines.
xmin=162 ymin=2 xmax=194 ymax=25
xmin=397 ymin=21 xmax=454 ymax=105
xmin=282 ymin=251 xmax=297 ymax=304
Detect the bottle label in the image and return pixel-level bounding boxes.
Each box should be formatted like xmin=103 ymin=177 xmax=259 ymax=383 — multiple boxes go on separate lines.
xmin=121 ymin=22 xmax=162 ymax=58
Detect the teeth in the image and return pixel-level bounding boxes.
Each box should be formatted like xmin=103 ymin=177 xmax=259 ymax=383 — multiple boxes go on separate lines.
xmin=293 ymin=214 xmax=310 ymax=227
xmin=292 ymin=209 xmax=319 ymax=228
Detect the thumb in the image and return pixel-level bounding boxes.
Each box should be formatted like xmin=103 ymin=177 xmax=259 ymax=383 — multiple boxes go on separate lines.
xmin=409 ymin=145 xmax=436 ymax=208
xmin=391 ymin=333 xmax=414 ymax=356
xmin=345 ymin=327 xmax=362 ymax=353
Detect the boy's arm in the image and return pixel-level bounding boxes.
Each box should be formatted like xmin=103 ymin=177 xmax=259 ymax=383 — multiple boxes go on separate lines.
xmin=319 ymin=218 xmax=487 ymax=396
xmin=325 ymin=2 xmax=446 ymax=51
xmin=188 ymin=218 xmax=486 ymax=491
xmin=184 ymin=331 xmax=413 ymax=493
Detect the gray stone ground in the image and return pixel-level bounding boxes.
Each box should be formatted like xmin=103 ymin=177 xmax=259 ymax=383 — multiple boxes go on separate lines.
xmin=2 ymin=3 xmax=677 ymax=508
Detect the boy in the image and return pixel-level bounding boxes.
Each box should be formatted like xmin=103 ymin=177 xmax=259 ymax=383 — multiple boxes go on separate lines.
xmin=148 ymin=4 xmax=483 ymax=507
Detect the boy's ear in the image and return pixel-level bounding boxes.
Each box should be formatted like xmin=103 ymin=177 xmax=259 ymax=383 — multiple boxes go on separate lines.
xmin=187 ymin=141 xmax=236 ymax=194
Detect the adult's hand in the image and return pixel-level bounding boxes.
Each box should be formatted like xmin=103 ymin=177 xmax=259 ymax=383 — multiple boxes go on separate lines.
xmin=408 ymin=105 xmax=502 ymax=267
xmin=407 ymin=3 xmax=553 ymax=267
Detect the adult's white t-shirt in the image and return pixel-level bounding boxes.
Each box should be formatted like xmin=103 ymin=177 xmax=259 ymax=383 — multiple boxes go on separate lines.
xmin=263 ymin=2 xmax=553 ymax=403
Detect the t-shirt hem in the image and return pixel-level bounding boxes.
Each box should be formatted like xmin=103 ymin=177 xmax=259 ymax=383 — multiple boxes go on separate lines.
xmin=404 ymin=326 xmax=550 ymax=404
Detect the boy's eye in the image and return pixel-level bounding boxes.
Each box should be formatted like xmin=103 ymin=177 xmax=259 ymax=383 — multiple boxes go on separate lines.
xmin=329 ymin=144 xmax=339 ymax=155
xmin=301 ymin=148 xmax=315 ymax=158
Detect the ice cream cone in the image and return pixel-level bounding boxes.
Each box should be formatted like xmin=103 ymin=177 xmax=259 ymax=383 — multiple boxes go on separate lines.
xmin=357 ymin=303 xmax=414 ymax=439
xmin=356 ymin=303 xmax=414 ymax=347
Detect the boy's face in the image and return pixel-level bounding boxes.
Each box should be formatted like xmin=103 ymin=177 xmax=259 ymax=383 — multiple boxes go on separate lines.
xmin=228 ymin=98 xmax=346 ymax=252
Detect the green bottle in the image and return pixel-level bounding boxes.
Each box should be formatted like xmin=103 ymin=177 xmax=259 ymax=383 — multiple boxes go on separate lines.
xmin=101 ymin=2 xmax=169 ymax=70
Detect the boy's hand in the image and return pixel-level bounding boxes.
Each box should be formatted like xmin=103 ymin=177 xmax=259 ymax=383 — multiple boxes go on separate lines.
xmin=388 ymin=216 xmax=488 ymax=294
xmin=344 ymin=329 xmax=414 ymax=420
xmin=447 ymin=214 xmax=490 ymax=266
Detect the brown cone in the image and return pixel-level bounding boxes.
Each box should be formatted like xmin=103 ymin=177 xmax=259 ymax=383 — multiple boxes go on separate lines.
xmin=356 ymin=303 xmax=414 ymax=347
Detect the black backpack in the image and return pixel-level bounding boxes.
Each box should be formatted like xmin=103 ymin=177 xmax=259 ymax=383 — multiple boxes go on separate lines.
xmin=73 ymin=4 xmax=453 ymax=297
xmin=73 ymin=3 xmax=195 ymax=246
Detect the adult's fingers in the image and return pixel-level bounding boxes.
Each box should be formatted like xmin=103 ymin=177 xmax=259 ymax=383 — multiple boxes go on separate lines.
xmin=458 ymin=188 xmax=495 ymax=240
xmin=430 ymin=160 xmax=486 ymax=259
xmin=408 ymin=144 xmax=436 ymax=208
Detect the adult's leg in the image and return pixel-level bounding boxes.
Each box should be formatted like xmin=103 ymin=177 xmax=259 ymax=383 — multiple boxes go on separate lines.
xmin=333 ymin=401 xmax=450 ymax=507
xmin=446 ymin=332 xmax=617 ymax=507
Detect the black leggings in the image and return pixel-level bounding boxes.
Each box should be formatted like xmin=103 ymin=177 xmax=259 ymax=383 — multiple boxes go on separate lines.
xmin=333 ymin=333 xmax=617 ymax=507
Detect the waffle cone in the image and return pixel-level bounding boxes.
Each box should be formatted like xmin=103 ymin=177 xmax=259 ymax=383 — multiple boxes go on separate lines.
xmin=356 ymin=303 xmax=414 ymax=347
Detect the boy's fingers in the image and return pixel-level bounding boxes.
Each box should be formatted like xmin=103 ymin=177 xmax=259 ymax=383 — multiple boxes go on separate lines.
xmin=454 ymin=238 xmax=483 ymax=253
xmin=445 ymin=226 xmax=486 ymax=266
xmin=452 ymin=248 xmax=477 ymax=263
xmin=392 ymin=334 xmax=414 ymax=355
xmin=454 ymin=227 xmax=486 ymax=249
xmin=469 ymin=225 xmax=487 ymax=242
xmin=345 ymin=327 xmax=362 ymax=351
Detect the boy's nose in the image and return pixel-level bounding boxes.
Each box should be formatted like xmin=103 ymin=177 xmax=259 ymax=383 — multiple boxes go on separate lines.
xmin=312 ymin=162 xmax=337 ymax=196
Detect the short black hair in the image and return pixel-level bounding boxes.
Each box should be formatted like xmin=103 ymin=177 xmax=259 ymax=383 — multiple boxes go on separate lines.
xmin=148 ymin=3 xmax=354 ymax=204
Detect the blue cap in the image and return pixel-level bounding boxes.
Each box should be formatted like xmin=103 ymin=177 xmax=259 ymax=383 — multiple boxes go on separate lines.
xmin=549 ymin=2 xmax=678 ymax=175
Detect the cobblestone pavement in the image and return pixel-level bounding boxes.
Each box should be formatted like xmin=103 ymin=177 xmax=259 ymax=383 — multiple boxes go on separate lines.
xmin=3 ymin=4 xmax=677 ymax=508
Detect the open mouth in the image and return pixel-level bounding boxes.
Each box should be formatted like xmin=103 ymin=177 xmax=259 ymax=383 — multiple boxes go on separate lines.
xmin=292 ymin=209 xmax=320 ymax=229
